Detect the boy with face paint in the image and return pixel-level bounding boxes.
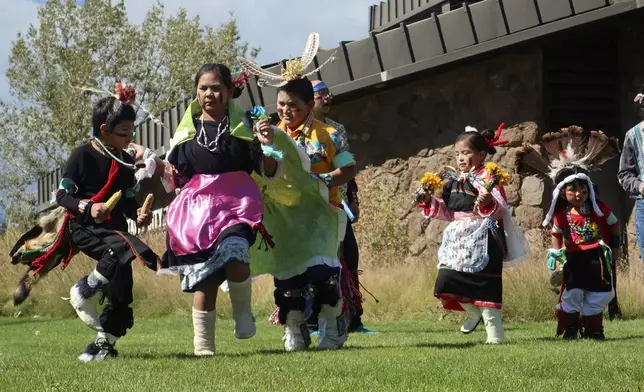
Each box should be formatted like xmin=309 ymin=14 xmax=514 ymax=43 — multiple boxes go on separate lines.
xmin=310 ymin=80 xmax=377 ymax=334
xmin=57 ymin=93 xmax=158 ymax=362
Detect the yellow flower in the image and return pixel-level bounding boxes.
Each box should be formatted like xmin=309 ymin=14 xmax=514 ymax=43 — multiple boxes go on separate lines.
xmin=420 ymin=172 xmax=443 ymax=192
xmin=484 ymin=162 xmax=510 ymax=186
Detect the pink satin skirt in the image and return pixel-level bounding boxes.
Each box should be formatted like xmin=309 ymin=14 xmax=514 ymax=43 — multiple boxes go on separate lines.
xmin=166 ymin=172 xmax=263 ymax=256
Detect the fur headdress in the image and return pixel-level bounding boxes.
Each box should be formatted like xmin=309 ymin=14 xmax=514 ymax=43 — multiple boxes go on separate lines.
xmin=516 ymin=126 xmax=620 ymax=226
xmin=237 ymin=33 xmax=335 ymax=87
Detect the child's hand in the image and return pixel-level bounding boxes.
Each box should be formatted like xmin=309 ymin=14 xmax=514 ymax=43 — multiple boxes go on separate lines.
xmin=91 ymin=203 xmax=110 ymax=221
xmin=137 ymin=208 xmax=152 ymax=227
xmin=477 ymin=188 xmax=493 ymax=206
xmin=128 ymin=143 xmax=148 ymax=161
xmin=254 ymin=120 xmax=274 ymax=145
xmin=417 ymin=192 xmax=432 ymax=204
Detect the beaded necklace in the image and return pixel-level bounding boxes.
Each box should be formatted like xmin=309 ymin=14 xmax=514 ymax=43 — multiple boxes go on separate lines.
xmin=288 ymin=112 xmax=315 ymax=151
xmin=565 ymin=203 xmax=599 ymax=244
xmin=92 ymin=137 xmax=136 ymax=170
xmin=197 ymin=115 xmax=229 ymax=153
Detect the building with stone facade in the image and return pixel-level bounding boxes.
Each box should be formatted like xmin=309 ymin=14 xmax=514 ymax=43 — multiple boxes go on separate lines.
xmin=36 ymin=0 xmax=644 ymax=256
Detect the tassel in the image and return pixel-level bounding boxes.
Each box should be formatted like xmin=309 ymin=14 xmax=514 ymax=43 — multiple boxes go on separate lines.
xmin=254 ymin=223 xmax=275 ymax=250
xmin=260 ymin=144 xmax=284 ymax=161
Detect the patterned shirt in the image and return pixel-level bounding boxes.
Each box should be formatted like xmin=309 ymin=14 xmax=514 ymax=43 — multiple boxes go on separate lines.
xmin=551 ymin=200 xmax=617 ymax=252
xmin=324 ymin=118 xmax=351 ymax=203
xmin=278 ymin=118 xmax=355 ymax=205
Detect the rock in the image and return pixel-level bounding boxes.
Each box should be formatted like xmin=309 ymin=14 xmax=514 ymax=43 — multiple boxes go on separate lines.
xmin=501 ymin=122 xmax=539 ymax=147
xmin=521 ymin=176 xmax=545 ymax=206
xmin=414 ymin=150 xmax=454 ymax=179
xmin=514 ymin=205 xmax=544 ymax=229
xmin=496 ymin=147 xmax=520 ymax=171
xmin=406 ymin=212 xmax=426 ymax=239
xmin=524 ymin=228 xmax=548 ymax=254
xmin=409 ymin=236 xmax=428 ymax=256
xmin=519 ymin=122 xmax=539 ymax=144
xmin=381 ymin=158 xmax=408 ymax=175
xmin=504 ymin=173 xmax=522 ymax=206
xmin=424 ymin=219 xmax=449 ymax=245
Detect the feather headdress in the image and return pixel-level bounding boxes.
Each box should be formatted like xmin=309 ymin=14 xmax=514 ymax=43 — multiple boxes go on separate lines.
xmin=516 ymin=125 xmax=620 ymax=226
xmin=238 ymin=33 xmax=336 ymax=87
xmin=517 ymin=126 xmax=619 ymax=180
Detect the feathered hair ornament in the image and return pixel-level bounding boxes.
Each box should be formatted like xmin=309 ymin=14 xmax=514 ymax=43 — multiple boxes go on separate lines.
xmin=464 ymin=123 xmax=509 ymax=149
xmin=72 ymin=82 xmax=166 ymax=129
xmin=237 ymin=33 xmax=336 ymax=87
xmin=515 ymin=125 xmax=620 ymax=226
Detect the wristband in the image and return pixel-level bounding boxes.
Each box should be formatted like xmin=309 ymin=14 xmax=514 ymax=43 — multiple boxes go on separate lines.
xmin=319 ymin=173 xmax=334 ymax=187
xmin=78 ymin=199 xmax=90 ymax=214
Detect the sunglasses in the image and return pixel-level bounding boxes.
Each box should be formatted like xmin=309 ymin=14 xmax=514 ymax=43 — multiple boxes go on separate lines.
xmin=314 ymin=91 xmax=333 ymax=100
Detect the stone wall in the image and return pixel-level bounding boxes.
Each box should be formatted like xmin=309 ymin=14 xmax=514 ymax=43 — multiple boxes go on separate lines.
xmin=328 ymin=49 xmax=550 ymax=262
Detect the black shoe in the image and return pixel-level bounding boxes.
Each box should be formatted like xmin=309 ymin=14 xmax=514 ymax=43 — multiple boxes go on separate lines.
xmin=584 ymin=330 xmax=606 ymax=341
xmin=78 ymin=339 xmax=118 ymax=362
xmin=562 ymin=330 xmax=578 ymax=340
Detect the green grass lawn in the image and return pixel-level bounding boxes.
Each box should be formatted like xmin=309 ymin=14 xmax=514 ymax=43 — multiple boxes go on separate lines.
xmin=1 ymin=316 xmax=644 ymax=392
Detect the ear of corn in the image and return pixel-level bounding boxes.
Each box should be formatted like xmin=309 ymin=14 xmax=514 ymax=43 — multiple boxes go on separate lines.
xmin=95 ymin=190 xmax=122 ymax=224
xmin=141 ymin=194 xmax=154 ymax=215
xmin=104 ymin=190 xmax=122 ymax=211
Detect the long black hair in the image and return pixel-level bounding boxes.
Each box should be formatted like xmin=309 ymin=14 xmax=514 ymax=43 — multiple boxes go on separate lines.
xmin=92 ymin=97 xmax=136 ymax=137
xmin=455 ymin=128 xmax=497 ymax=156
xmin=194 ymin=63 xmax=244 ymax=99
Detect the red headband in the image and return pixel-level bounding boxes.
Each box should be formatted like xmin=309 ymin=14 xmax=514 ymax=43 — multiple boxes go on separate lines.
xmin=114 ymin=83 xmax=136 ymax=105
xmin=486 ymin=122 xmax=509 ymax=148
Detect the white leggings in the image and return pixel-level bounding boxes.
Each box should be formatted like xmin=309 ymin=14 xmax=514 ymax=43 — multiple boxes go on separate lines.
xmin=561 ymin=288 xmax=614 ymax=316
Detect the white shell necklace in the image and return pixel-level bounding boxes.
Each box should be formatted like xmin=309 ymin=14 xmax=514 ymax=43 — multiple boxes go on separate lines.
xmin=197 ymin=115 xmax=229 ymax=153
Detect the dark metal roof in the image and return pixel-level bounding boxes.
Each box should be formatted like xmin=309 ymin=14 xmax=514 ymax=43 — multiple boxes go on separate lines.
xmin=36 ymin=0 xmax=641 ymax=212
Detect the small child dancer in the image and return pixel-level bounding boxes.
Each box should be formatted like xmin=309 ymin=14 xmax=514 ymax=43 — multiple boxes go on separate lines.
xmin=519 ymin=126 xmax=620 ymax=339
xmin=417 ymin=125 xmax=528 ymax=344
xmin=59 ymin=88 xmax=158 ymax=361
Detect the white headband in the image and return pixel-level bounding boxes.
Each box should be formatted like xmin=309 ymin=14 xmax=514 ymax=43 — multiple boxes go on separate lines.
xmin=542 ymin=173 xmax=602 ymax=227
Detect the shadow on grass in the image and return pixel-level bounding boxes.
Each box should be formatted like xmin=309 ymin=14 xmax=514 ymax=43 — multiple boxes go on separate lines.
xmin=0 ymin=318 xmax=56 ymax=327
xmin=530 ymin=334 xmax=644 ymax=343
xmin=122 ymin=340 xmax=479 ymax=360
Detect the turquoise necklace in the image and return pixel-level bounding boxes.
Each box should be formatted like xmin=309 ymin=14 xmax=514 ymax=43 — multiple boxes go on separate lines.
xmin=92 ymin=137 xmax=136 ymax=170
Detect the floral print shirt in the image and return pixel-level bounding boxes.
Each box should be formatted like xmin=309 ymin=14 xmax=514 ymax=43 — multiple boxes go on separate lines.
xmin=551 ymin=200 xmax=617 ymax=252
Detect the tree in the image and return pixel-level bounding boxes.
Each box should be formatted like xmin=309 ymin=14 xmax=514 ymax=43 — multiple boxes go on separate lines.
xmin=0 ymin=0 xmax=258 ymax=228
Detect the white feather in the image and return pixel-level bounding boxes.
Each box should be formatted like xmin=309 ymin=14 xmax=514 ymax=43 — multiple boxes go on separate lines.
xmin=300 ymin=33 xmax=319 ymax=70
xmin=547 ymin=141 xmax=590 ymax=180
xmin=237 ymin=57 xmax=282 ymax=81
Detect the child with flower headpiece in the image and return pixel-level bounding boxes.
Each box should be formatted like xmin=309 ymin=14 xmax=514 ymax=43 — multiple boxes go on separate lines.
xmin=417 ymin=124 xmax=529 ymax=344
xmin=52 ymin=84 xmax=158 ymax=361
xmin=518 ymin=126 xmax=621 ymax=339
